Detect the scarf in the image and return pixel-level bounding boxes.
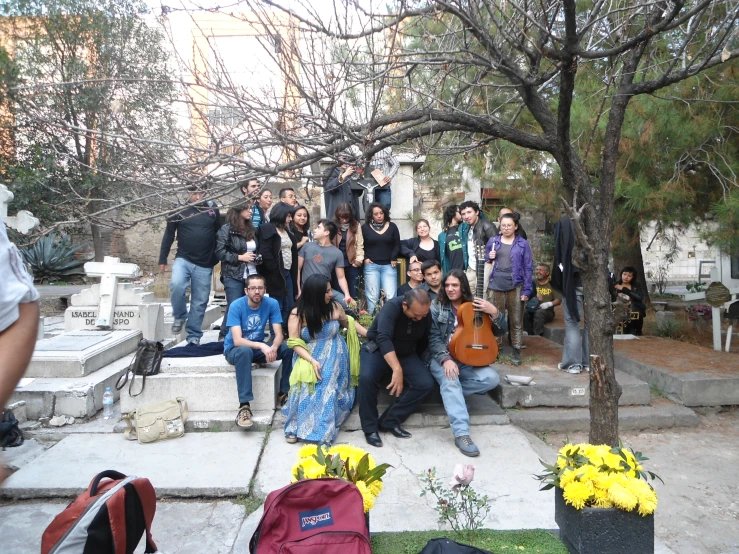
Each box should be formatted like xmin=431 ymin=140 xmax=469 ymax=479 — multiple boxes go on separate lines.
xmin=346 ymin=316 xmax=361 ymax=387
xmin=371 ymin=220 xmax=385 ymax=231
xmin=286 ymin=338 xmax=316 ymax=394
xmin=340 ymin=223 xmax=350 ymax=232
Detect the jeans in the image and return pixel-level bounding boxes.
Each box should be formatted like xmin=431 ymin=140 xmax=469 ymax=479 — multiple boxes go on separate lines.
xmin=170 ymin=257 xmax=212 ymax=342
xmin=358 ymin=348 xmax=434 ymax=433
xmin=562 ymin=289 xmax=590 ymax=368
xmin=490 ymin=286 xmax=523 ymax=349
xmin=225 ymin=342 xmax=293 ymax=403
xmin=375 ymin=187 xmax=391 ymax=210
xmin=219 ymin=276 xmax=245 ymax=340
xmin=277 ymin=268 xmax=295 ymax=327
xmin=363 ymin=262 xmax=397 ymax=315
xmin=345 ymin=265 xmax=361 ymax=300
xmin=428 ymin=360 xmax=500 ymax=437
xmin=524 ymin=307 xmax=555 ymax=336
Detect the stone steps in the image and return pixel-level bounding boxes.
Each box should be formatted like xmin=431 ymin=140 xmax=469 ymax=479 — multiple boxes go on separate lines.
xmin=508 ymin=400 xmax=700 ymax=433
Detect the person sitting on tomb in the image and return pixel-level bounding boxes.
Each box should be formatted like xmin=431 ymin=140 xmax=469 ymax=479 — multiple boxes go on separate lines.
xmin=222 ymin=274 xmax=293 ymax=429
xmin=359 ymin=288 xmax=435 ymax=448
xmin=401 ymin=219 xmax=440 ymax=265
xmin=396 ymin=260 xmax=425 ymax=296
xmin=427 ymin=270 xmax=503 ymax=457
xmin=612 ymin=266 xmax=647 ymax=336
xmin=282 ymin=274 xmax=366 ymax=445
xmin=421 ymin=259 xmax=443 ymax=301
xmin=524 ymin=263 xmax=561 ymax=336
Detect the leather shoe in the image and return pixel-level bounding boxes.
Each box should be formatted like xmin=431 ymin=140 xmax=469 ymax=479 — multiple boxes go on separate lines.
xmin=381 ymin=425 xmax=412 ymax=439
xmin=364 ymin=432 xmax=383 ymax=447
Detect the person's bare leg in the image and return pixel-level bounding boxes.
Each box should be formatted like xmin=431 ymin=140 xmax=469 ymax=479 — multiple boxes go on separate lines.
xmin=0 ymin=301 xmax=39 ymax=485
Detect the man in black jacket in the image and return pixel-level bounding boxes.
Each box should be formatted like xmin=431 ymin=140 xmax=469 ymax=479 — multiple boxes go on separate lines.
xmin=159 ymin=187 xmax=221 ymax=345
xmin=459 ymin=201 xmax=497 ymax=297
xmin=359 ymin=288 xmax=435 ymax=448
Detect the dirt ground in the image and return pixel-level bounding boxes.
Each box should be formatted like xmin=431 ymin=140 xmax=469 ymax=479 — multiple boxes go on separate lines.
xmin=535 ymin=406 xmax=739 ymax=554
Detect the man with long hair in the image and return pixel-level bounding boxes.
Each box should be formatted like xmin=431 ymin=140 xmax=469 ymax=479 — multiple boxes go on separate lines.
xmin=428 ymin=270 xmax=504 ymax=456
xmin=438 ymin=205 xmax=466 ymax=274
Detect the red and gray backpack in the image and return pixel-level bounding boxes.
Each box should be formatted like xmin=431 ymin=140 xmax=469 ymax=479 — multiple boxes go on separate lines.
xmin=41 ymin=470 xmax=157 ymax=554
xmin=250 ymin=479 xmax=371 ymax=554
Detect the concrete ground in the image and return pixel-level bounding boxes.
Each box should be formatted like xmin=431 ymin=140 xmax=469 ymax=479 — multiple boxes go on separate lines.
xmin=1 ymin=421 xmax=685 ymax=554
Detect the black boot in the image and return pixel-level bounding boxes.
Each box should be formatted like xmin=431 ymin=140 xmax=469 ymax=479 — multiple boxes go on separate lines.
xmin=511 ymin=348 xmax=522 ymax=366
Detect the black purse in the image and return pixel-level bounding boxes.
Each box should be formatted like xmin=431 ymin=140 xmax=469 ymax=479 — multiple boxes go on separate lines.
xmin=115 ymin=339 xmax=164 ymax=397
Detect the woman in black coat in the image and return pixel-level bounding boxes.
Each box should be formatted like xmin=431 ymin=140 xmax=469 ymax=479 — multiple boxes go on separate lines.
xmin=257 ymin=202 xmax=298 ymax=325
xmin=215 ymin=199 xmax=260 ymax=341
xmin=613 ymin=266 xmax=647 ymax=335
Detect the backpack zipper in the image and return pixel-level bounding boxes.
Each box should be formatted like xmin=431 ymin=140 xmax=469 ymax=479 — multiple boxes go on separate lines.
xmin=277 ymin=530 xmax=371 ymax=553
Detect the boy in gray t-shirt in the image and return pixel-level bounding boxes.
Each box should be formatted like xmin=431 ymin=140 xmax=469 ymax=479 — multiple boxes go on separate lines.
xmin=297 ymin=219 xmax=353 ymax=308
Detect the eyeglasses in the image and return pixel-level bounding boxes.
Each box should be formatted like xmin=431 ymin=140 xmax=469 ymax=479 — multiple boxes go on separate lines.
xmin=247 ymin=286 xmax=265 ymax=291
xmin=409 ymin=268 xmax=422 ymax=273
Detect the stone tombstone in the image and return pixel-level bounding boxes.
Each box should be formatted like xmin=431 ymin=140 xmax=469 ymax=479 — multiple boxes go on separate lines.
xmin=705 ymin=281 xmax=731 ymax=308
xmin=0 ymin=183 xmax=40 ymax=234
xmin=64 ymin=282 xmax=165 ymax=341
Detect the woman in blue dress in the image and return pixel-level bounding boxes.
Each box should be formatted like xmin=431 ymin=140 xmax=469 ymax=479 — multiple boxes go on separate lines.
xmin=283 ymin=274 xmax=366 ymax=444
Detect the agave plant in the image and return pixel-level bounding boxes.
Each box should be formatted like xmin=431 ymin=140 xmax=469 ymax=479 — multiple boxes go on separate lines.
xmin=20 ymin=233 xmax=90 ymax=283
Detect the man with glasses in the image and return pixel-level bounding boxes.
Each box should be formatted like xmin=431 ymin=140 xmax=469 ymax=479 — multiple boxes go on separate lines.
xmin=359 ymin=288 xmax=435 ymax=448
xmin=223 ymin=274 xmax=292 ymax=429
xmin=396 ymin=260 xmax=425 ymax=296
xmin=279 ymin=187 xmax=299 ymax=207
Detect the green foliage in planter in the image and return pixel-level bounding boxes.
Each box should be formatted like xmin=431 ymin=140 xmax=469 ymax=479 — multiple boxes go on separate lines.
xmin=20 ymin=233 xmax=90 ymax=283
xmin=654 ymin=318 xmax=684 ymax=340
xmin=370 ymin=529 xmax=568 ymax=554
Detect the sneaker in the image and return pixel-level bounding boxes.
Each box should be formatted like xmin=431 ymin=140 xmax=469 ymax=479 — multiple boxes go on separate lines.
xmin=511 ymin=348 xmax=522 ymax=366
xmin=454 ymin=435 xmax=480 ymax=457
xmin=520 ymin=344 xmax=528 ymax=350
xmin=236 ymin=405 xmax=253 ymax=429
xmin=171 ymin=319 xmax=186 ymax=333
xmin=187 ymin=337 xmax=200 ymax=346
xmin=559 ymin=364 xmax=583 ymax=374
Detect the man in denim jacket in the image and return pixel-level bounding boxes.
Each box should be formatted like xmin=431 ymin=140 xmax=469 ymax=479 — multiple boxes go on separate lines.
xmin=428 ymin=269 xmax=505 ymax=457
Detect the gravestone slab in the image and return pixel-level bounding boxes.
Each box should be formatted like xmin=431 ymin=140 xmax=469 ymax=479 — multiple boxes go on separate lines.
xmin=64 ymin=304 xmax=164 ymax=341
xmin=27 ymin=330 xmax=142 ymax=378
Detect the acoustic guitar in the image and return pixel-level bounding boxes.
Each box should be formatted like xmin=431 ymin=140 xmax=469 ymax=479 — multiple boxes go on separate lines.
xmin=448 ymin=245 xmax=499 ymax=366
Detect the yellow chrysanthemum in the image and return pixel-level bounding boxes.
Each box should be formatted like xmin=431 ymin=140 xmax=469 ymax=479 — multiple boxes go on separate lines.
xmin=592 ymin=486 xmax=613 ymax=508
xmin=562 ymin=481 xmax=593 ymax=510
xmin=355 ymin=481 xmax=375 ymax=513
xmin=559 ymin=468 xmax=577 ymax=488
xmin=292 ymin=456 xmax=326 ymax=481
xmin=328 ymin=444 xmax=376 ymax=471
xmin=607 ymin=482 xmax=638 ymax=511
xmin=297 ymin=444 xmax=318 ymax=459
xmin=368 ymin=479 xmax=383 ymax=496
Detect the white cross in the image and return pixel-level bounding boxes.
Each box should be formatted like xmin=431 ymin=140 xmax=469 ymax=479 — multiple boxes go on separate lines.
xmin=0 ymin=184 xmax=39 ymax=234
xmin=84 ymin=256 xmax=142 ymax=328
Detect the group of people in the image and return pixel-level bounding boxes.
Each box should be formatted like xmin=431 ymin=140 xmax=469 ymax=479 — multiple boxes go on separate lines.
xmin=156 ymin=177 xmax=645 ymax=457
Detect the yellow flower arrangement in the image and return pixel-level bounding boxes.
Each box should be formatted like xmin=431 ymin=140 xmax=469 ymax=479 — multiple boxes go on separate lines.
xmin=536 ymin=442 xmax=661 ymax=516
xmin=291 ymin=444 xmax=391 ymax=513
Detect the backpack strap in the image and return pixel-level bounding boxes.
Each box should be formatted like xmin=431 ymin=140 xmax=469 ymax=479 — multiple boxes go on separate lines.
xmin=122 ymin=412 xmax=138 ymax=441
xmin=115 ymin=342 xmax=146 ymax=393
xmin=131 ymin=479 xmax=158 ymax=553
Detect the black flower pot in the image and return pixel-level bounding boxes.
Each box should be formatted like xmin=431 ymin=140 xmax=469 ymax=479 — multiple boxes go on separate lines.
xmin=554 ymin=487 xmax=654 ymax=554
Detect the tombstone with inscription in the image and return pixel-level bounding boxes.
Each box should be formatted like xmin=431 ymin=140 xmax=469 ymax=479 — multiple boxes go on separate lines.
xmin=64 ymin=257 xmax=165 ymax=341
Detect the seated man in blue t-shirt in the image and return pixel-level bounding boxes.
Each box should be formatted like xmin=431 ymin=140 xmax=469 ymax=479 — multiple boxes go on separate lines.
xmin=223 ymin=274 xmax=292 ymax=429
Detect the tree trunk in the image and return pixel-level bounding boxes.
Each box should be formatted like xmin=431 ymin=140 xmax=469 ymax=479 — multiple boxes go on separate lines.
xmin=90 ymin=223 xmax=104 ymax=262
xmin=612 ymin=217 xmax=650 ymax=305
xmin=582 ymin=262 xmax=623 ymax=446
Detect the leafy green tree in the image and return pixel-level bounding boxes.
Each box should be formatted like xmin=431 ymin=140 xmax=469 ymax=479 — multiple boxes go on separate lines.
xmin=3 ymin=0 xmax=180 ymax=259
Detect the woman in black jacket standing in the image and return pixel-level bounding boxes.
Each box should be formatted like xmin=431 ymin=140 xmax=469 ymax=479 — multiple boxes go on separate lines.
xmin=362 ymin=202 xmax=401 ymax=314
xmin=215 ymin=199 xmax=260 ymax=341
xmin=257 ymin=202 xmax=297 ymax=325
xmin=401 ymin=218 xmax=440 ymax=264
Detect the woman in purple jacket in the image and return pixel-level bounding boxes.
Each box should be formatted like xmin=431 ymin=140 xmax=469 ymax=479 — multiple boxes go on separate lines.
xmin=485 ymin=212 xmax=533 ymax=366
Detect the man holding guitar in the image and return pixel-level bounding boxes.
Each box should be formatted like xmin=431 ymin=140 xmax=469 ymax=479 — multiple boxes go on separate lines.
xmin=428 ymin=269 xmax=504 ymax=457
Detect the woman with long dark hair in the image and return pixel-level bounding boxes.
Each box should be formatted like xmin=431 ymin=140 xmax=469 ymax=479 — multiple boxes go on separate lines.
xmin=485 ymin=212 xmax=533 ymax=366
xmin=402 ymin=218 xmax=440 ymax=264
xmin=332 ymin=202 xmax=364 ymax=300
xmin=613 ymin=266 xmax=647 ymax=335
xmin=283 ymin=274 xmax=366 ymax=444
xmin=257 ymin=202 xmax=297 ymax=322
xmin=215 ymin=199 xmax=260 ymax=341
xmin=361 ymin=202 xmax=400 ymax=314
xmin=289 ymin=205 xmax=312 ymax=249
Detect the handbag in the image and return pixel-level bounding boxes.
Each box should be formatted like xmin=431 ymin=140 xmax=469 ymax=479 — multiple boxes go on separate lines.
xmin=115 ymin=339 xmax=164 ymax=397
xmin=122 ymin=398 xmax=188 ymax=444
